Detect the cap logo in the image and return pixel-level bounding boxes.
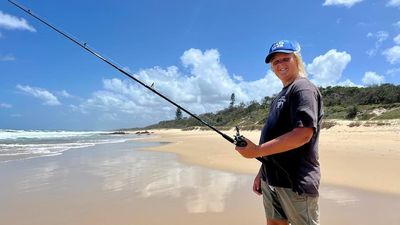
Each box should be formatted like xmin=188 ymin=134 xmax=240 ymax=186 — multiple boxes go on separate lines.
xmin=271 ymin=41 xmax=285 ymax=51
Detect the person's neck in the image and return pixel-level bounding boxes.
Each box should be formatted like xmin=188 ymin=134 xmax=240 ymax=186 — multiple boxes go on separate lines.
xmin=282 ymin=76 xmax=299 ymax=87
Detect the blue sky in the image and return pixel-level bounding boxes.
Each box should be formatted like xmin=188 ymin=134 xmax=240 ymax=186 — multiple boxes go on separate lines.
xmin=1 ymin=0 xmax=400 ymax=130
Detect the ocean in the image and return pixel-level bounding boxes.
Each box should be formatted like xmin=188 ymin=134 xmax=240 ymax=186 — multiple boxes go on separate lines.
xmin=0 ymin=129 xmax=137 ymax=163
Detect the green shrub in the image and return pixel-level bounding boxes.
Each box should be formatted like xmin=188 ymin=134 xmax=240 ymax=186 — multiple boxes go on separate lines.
xmin=346 ymin=105 xmax=359 ymax=119
xmin=321 ymin=121 xmax=337 ymax=129
xmin=348 ymin=121 xmax=362 ymax=127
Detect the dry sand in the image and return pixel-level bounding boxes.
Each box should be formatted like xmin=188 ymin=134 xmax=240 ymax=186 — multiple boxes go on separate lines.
xmin=141 ymin=120 xmax=400 ymax=195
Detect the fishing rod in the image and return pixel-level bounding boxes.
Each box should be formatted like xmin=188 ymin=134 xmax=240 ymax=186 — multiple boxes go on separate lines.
xmin=8 ymin=0 xmax=249 ymax=148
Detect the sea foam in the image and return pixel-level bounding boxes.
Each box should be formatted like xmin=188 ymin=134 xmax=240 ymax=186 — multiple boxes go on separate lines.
xmin=0 ymin=129 xmax=134 ymax=162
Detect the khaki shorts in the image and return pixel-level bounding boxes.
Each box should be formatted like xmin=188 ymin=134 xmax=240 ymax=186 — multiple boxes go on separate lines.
xmin=261 ymin=179 xmax=319 ymax=225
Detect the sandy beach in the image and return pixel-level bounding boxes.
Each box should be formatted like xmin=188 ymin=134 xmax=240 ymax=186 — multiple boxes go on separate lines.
xmin=142 ymin=120 xmax=400 ymax=195
xmin=0 ymin=137 xmax=267 ymax=225
xmin=1 ymin=121 xmax=400 ymax=225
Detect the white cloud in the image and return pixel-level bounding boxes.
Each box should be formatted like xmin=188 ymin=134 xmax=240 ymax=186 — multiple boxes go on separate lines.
xmin=366 ymin=31 xmax=389 ymax=56
xmin=58 ymin=90 xmax=72 ymax=98
xmin=0 ymin=55 xmax=15 ymax=61
xmin=382 ymin=46 xmax=400 ymax=64
xmin=79 ymin=49 xmax=282 ymax=126
xmin=387 ymin=0 xmax=400 ymax=7
xmin=0 ymin=11 xmax=36 ymax=32
xmin=323 ymin=0 xmax=363 ymax=7
xmin=394 ymin=34 xmax=400 ymax=45
xmin=0 ymin=103 xmax=12 ymax=108
xmin=365 ymin=50 xmax=374 ymax=57
xmin=237 ymin=70 xmax=282 ymax=102
xmin=232 ymin=74 xmax=244 ymax=82
xmin=375 ymin=31 xmax=389 ymax=42
xmin=394 ymin=21 xmax=400 ymax=29
xmin=307 ymin=49 xmax=352 ymax=86
xmin=362 ymin=71 xmax=385 ymax=86
xmin=98 ymin=112 xmax=119 ymax=122
xmin=337 ymin=79 xmax=361 ymax=87
xmin=386 ymin=67 xmax=400 ymax=75
xmin=16 ymin=85 xmax=61 ymax=106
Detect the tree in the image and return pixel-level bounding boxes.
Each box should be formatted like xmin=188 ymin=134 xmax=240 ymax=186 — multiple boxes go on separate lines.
xmin=230 ymin=93 xmax=236 ymax=108
xmin=175 ymin=108 xmax=182 ymax=120
xmin=261 ymin=96 xmax=273 ymax=109
xmin=346 ymin=105 xmax=358 ymax=119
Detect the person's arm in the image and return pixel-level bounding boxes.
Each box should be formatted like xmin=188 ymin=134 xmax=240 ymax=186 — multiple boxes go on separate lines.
xmin=235 ymin=127 xmax=313 ymax=159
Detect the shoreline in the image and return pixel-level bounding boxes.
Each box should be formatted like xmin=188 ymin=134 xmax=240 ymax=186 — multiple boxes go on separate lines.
xmin=1 ymin=128 xmax=400 ymax=225
xmin=139 ymin=120 xmax=400 ymax=195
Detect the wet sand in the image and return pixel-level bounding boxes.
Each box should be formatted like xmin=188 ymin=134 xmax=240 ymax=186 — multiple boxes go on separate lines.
xmin=0 ymin=140 xmax=265 ymax=225
xmin=0 ymin=131 xmax=399 ymax=225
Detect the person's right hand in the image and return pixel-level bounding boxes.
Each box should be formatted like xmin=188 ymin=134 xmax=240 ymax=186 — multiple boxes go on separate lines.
xmin=253 ymin=172 xmax=262 ymax=196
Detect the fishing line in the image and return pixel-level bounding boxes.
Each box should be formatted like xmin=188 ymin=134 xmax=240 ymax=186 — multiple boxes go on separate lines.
xmin=8 ymin=0 xmax=253 ymax=149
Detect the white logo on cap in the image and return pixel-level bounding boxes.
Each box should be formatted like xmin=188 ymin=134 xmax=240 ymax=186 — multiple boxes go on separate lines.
xmin=272 ymin=41 xmax=285 ymax=51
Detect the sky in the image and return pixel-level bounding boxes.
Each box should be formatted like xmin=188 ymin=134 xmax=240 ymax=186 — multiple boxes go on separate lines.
xmin=1 ymin=0 xmax=400 ymax=130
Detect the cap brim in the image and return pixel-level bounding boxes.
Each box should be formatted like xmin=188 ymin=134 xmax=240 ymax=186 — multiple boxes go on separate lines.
xmin=265 ymin=50 xmax=296 ymax=64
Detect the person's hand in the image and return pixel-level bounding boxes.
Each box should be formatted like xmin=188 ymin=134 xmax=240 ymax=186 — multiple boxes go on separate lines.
xmin=235 ymin=138 xmax=260 ymax=158
xmin=253 ymin=172 xmax=262 ymax=196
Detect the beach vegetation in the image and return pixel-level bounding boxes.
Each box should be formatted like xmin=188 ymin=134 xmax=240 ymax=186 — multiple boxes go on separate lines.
xmin=143 ymin=84 xmax=400 ymax=130
xmin=175 ymin=108 xmax=183 ymax=120
xmin=348 ymin=121 xmax=362 ymax=127
xmin=230 ymin=93 xmax=236 ymax=108
xmin=374 ymin=107 xmax=400 ymax=120
xmin=346 ymin=105 xmax=359 ymax=119
xmin=321 ymin=121 xmax=337 ymax=129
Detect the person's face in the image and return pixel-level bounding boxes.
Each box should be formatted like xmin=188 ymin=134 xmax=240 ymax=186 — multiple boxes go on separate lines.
xmin=270 ymin=53 xmax=299 ymax=86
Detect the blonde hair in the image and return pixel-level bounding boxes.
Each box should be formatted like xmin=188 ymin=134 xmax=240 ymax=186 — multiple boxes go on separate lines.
xmin=293 ymin=52 xmax=308 ymax=78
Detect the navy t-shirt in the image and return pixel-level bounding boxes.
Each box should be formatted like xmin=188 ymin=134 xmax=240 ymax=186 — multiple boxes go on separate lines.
xmin=259 ymin=77 xmax=323 ymax=196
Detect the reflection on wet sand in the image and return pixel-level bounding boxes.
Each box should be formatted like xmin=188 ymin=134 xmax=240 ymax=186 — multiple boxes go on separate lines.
xmin=18 ymin=161 xmax=62 ymax=192
xmin=84 ymin=148 xmax=240 ymax=213
xmin=142 ymin=167 xmax=238 ymax=213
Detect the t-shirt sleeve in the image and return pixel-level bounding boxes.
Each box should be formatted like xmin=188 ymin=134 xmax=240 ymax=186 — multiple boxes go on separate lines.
xmin=290 ymin=88 xmax=319 ymax=130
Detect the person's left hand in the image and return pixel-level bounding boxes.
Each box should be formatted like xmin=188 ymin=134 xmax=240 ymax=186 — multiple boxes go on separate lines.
xmin=235 ymin=138 xmax=261 ymax=159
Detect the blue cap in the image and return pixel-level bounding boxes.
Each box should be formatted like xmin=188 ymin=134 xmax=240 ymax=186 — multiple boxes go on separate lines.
xmin=265 ymin=40 xmax=301 ymax=64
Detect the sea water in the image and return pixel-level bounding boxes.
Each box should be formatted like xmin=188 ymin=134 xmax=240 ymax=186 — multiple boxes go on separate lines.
xmin=0 ymin=129 xmax=136 ymax=162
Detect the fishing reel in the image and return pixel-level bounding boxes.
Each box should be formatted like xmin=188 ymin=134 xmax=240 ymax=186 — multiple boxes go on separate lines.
xmin=234 ymin=126 xmax=247 ymax=147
